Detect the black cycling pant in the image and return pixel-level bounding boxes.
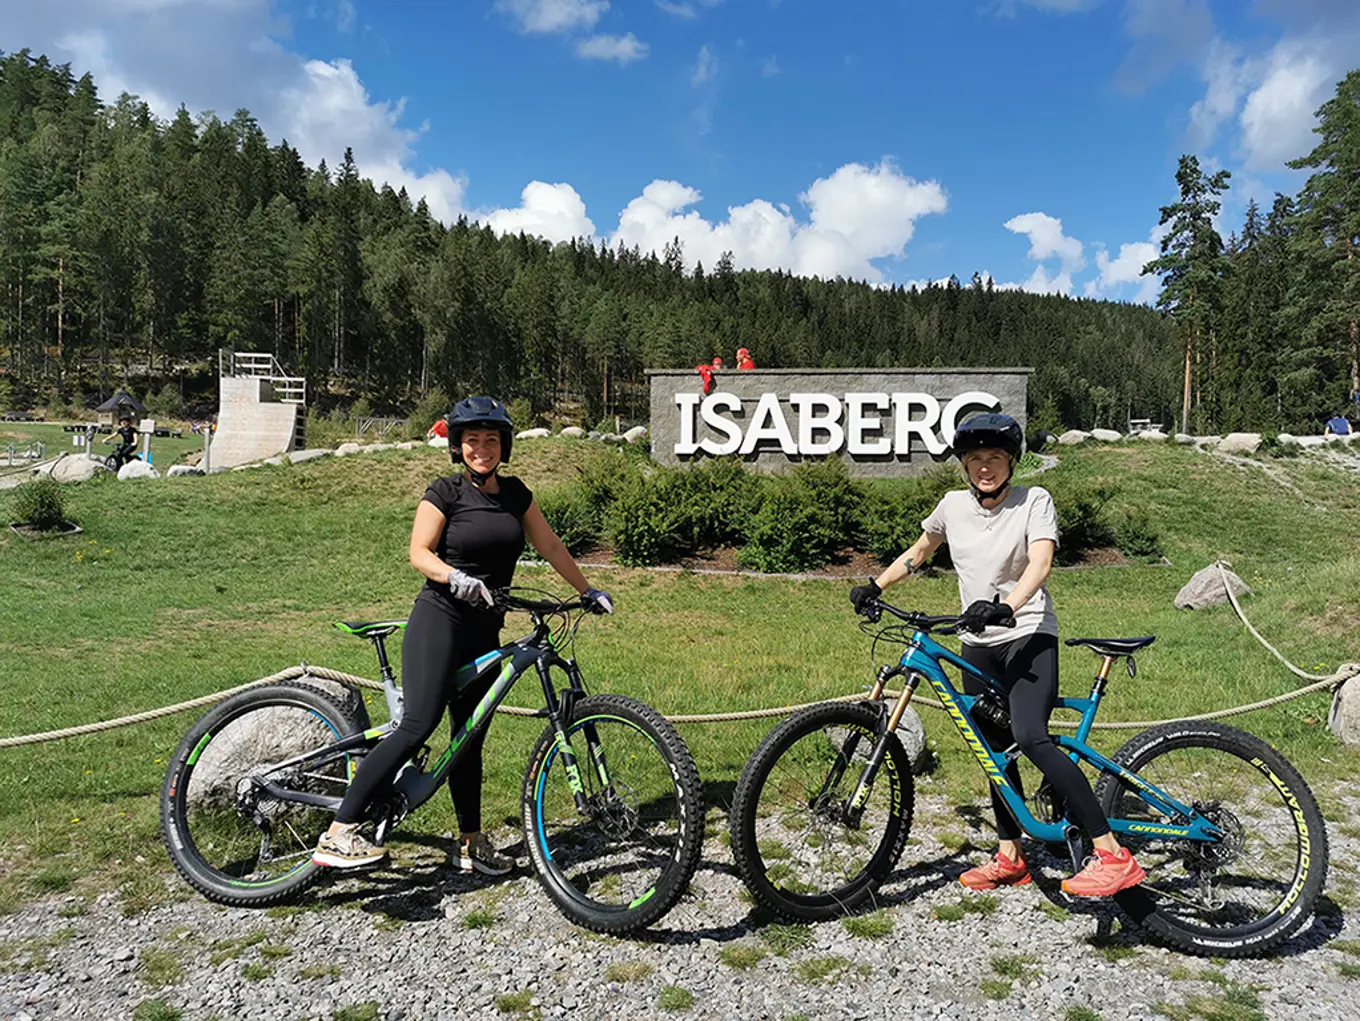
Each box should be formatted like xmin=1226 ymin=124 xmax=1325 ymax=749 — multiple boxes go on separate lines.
xmin=960 ymin=633 xmax=1110 ymax=842
xmin=335 ymin=594 xmax=499 ymax=832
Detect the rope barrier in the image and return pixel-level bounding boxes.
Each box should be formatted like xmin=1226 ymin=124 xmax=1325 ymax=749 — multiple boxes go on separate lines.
xmin=2 ymin=567 xmax=1357 ymax=749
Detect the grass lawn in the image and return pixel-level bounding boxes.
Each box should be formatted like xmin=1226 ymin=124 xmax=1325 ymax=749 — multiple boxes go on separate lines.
xmin=0 ymin=438 xmax=1357 ymax=916
xmin=1 ymin=421 xmax=207 ymax=469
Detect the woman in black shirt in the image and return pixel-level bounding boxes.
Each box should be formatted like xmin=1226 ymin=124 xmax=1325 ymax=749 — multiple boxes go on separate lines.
xmin=314 ymin=397 xmax=613 ymax=874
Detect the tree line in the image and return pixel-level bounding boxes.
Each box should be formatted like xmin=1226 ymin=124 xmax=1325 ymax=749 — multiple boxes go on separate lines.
xmin=0 ymin=47 xmax=1354 ymax=434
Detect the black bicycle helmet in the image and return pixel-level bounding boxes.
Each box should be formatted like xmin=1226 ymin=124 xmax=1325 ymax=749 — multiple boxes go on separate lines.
xmin=446 ymin=396 xmax=514 ymax=468
xmin=951 ymin=412 xmax=1024 ymax=460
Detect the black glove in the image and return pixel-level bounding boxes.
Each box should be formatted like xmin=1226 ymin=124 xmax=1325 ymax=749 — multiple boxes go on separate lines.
xmin=582 ymin=587 xmax=614 ymax=615
xmin=849 ymin=579 xmax=882 ymax=615
xmin=958 ymin=596 xmax=1015 ymax=634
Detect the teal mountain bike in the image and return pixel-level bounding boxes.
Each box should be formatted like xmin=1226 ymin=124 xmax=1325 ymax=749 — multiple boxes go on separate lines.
xmin=160 ymin=590 xmax=704 ymax=934
xmin=729 ymin=599 xmax=1328 ymax=957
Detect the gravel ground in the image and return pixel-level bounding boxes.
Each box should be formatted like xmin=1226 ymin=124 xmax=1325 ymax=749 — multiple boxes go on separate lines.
xmin=2 ymin=784 xmax=1357 ymax=1021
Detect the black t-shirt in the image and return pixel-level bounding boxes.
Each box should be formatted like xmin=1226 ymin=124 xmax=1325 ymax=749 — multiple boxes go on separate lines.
xmin=420 ymin=474 xmax=534 ymax=609
xmin=116 ymin=426 xmax=136 ymax=447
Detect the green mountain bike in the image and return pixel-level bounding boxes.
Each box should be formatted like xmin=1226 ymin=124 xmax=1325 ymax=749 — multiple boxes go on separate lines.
xmin=160 ymin=590 xmax=705 ymax=934
xmin=729 ymin=598 xmax=1329 ymax=957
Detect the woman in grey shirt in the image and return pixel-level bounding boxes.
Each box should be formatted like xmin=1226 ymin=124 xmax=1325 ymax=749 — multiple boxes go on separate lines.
xmin=849 ymin=413 xmax=1145 ymax=899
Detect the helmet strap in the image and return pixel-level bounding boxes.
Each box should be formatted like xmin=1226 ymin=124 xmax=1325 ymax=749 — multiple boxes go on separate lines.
xmin=966 ymin=456 xmax=1015 ymax=507
xmin=465 ymin=464 xmax=498 ymax=486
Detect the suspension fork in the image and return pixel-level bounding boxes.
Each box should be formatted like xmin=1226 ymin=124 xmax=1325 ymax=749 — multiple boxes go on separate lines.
xmin=844 ymin=669 xmax=920 ymax=826
xmin=537 ymin=656 xmax=592 ymax=815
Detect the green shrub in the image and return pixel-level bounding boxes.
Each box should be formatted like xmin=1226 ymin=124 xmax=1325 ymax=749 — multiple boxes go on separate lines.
xmin=13 ymin=477 xmax=70 ymax=530
xmin=608 ymin=470 xmax=688 ymax=566
xmin=145 ymin=384 xmax=183 ymax=421
xmin=531 ymin=486 xmax=599 ymax=556
xmin=669 ymin=457 xmax=761 ymax=549
xmin=574 ymin=450 xmax=637 ymax=521
xmin=1044 ymin=475 xmax=1117 ymax=564
xmin=1112 ymin=506 xmax=1162 ymax=560
xmin=861 ymin=465 xmax=957 ymax=565
xmin=738 ymin=458 xmax=865 ymax=573
xmin=348 ymin=396 xmax=373 ymax=421
xmin=0 ymin=375 xmax=12 ymax=413
xmin=507 ymin=397 xmax=535 ymax=432
xmin=408 ymin=388 xmax=450 ymax=439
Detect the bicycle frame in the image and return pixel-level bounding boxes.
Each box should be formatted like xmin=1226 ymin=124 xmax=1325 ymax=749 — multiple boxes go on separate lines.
xmin=251 ymin=616 xmax=595 ymax=824
xmin=862 ymin=629 xmax=1225 ymax=847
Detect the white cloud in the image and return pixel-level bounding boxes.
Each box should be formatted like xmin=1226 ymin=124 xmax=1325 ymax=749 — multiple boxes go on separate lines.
xmin=496 ymin=0 xmax=608 ymax=35
xmin=486 ymin=181 xmax=596 ymax=243
xmin=575 ymin=33 xmax=649 ymax=63
xmin=609 ymin=160 xmax=947 ymax=282
xmin=692 ymin=44 xmax=717 ymax=86
xmin=655 ymin=0 xmax=697 ymax=18
xmin=1239 ymin=39 xmax=1335 ymax=169
xmin=1004 ymin=213 xmax=1084 ymax=268
xmin=1187 ymin=39 xmax=1253 ymax=147
xmin=1085 ymin=241 xmax=1160 ymax=303
xmin=761 ymin=55 xmax=781 ymax=77
xmin=281 ymin=59 xmax=467 ymax=223
xmin=335 ymin=0 xmax=356 ymax=33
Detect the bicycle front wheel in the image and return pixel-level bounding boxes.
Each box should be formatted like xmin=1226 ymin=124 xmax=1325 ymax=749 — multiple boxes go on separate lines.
xmin=729 ymin=702 xmax=914 ymax=922
xmin=1096 ymin=721 xmax=1329 ymax=957
xmin=521 ymin=694 xmax=704 ymax=934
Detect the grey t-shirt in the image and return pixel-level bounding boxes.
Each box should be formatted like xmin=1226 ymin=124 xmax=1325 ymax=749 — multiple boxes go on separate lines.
xmin=921 ymin=485 xmax=1060 ymax=647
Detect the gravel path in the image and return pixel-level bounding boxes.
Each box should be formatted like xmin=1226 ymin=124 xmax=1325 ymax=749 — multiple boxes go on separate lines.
xmin=2 ymin=782 xmax=1357 ymax=1021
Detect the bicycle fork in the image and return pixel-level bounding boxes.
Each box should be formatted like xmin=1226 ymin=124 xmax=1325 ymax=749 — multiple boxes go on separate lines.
xmin=841 ymin=668 xmax=919 ymax=827
xmin=537 ymin=658 xmax=609 ymax=819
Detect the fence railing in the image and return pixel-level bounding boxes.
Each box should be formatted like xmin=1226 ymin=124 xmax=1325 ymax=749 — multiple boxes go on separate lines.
xmin=356 ymin=416 xmax=409 ymax=439
xmin=219 ymin=349 xmax=307 ymax=406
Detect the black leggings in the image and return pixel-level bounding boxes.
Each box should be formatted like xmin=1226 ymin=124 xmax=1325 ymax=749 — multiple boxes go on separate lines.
xmin=335 ymin=594 xmax=499 ymax=832
xmin=960 ymin=633 xmax=1110 ymax=842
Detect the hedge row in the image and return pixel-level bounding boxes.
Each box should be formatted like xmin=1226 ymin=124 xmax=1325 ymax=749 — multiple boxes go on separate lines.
xmin=527 ymin=454 xmax=1162 ymax=573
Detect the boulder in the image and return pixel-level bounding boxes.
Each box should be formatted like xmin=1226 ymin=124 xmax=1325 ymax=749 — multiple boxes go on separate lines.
xmin=1218 ymin=432 xmax=1262 ymax=455
xmin=426 ymin=435 xmax=450 ymax=449
xmin=51 ymin=456 xmax=103 ymax=483
xmin=263 ymin=456 xmax=284 ymax=466
xmin=560 ymin=426 xmax=586 ymax=439
xmin=623 ymin=426 xmax=648 ymax=444
xmin=1276 ymin=432 xmax=1299 ymax=446
xmin=600 ymin=432 xmax=622 ymax=443
xmin=1057 ymin=430 xmax=1091 ymax=446
xmin=396 ymin=441 xmax=416 ymax=450
xmin=1136 ymin=430 xmax=1168 ymax=442
xmin=516 ymin=428 xmax=551 ymax=440
xmin=1175 ymin=563 xmax=1252 ymax=610
xmin=368 ymin=443 xmax=396 ymax=452
xmin=167 ymin=465 xmax=205 ymax=477
xmin=1195 ymin=435 xmax=1223 ymax=448
xmin=185 ymin=680 xmax=368 ymax=811
xmin=587 ymin=431 xmax=602 ymax=440
xmin=118 ymin=460 xmax=159 ymax=481
xmin=1328 ymin=674 xmax=1360 ymax=748
xmin=1174 ymin=433 xmax=1194 ymax=444
xmin=1090 ymin=428 xmax=1122 ymax=442
xmin=334 ymin=442 xmax=362 ymax=457
xmin=289 ymin=448 xmax=331 ymax=463
xmin=1296 ymin=435 xmax=1325 ymax=448
xmin=831 ymin=707 xmax=930 ymax=774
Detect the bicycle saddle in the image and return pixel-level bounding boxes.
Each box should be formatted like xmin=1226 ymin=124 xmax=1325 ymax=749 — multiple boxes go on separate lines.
xmin=335 ymin=620 xmax=407 ymax=639
xmin=1064 ymin=636 xmax=1156 ymax=657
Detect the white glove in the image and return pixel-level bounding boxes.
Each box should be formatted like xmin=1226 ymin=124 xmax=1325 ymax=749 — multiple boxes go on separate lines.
xmin=447 ymin=568 xmax=494 ymax=607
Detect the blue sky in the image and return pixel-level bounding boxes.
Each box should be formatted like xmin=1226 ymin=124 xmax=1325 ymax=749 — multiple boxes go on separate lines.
xmin=4 ymin=1 xmax=1358 ymax=300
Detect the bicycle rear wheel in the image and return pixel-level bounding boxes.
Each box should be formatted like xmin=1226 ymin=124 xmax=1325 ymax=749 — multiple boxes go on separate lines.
xmin=1096 ymin=721 xmax=1328 ymax=957
xmin=160 ymin=681 xmax=370 ymax=907
xmin=521 ymin=694 xmax=703 ymax=934
xmin=729 ymin=702 xmax=913 ymax=922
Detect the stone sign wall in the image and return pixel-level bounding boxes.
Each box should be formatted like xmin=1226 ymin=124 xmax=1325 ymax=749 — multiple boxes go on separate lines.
xmin=646 ymin=367 xmax=1031 ymax=477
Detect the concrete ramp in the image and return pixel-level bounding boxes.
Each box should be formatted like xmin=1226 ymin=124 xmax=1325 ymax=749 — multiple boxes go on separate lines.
xmin=209 ymin=376 xmax=304 ymax=471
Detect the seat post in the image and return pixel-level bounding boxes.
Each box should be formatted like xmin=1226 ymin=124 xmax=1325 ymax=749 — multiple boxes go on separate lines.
xmin=1089 ymin=655 xmax=1115 ymax=701
xmin=371 ymin=634 xmax=396 ymax=685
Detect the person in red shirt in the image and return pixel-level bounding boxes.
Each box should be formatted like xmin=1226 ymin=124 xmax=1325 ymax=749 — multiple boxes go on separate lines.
xmin=736 ymin=348 xmax=755 ymax=370
xmin=427 ymin=417 xmax=449 ymax=439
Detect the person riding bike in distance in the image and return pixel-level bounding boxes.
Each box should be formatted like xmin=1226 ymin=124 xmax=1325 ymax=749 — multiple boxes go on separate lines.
xmin=849 ymin=412 xmax=1146 ymax=898
xmin=314 ymin=396 xmax=615 ymax=874
xmin=104 ymin=415 xmax=138 ymax=468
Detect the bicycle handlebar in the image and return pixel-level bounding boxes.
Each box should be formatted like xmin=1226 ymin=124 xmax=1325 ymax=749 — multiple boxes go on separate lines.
xmin=862 ymin=599 xmax=963 ymax=633
xmin=492 ymin=589 xmax=587 ymax=615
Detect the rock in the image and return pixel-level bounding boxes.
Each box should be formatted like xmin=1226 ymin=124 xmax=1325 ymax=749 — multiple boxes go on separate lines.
xmin=1090 ymin=428 xmax=1122 ymax=442
xmin=167 ymin=465 xmax=205 ymax=477
xmin=289 ymin=448 xmax=331 ymax=463
xmin=1057 ymin=430 xmax=1091 ymax=446
xmin=1218 ymin=432 xmax=1262 ymax=454
xmin=623 ymin=426 xmax=648 ymax=444
xmin=334 ymin=442 xmax=362 ymax=457
xmin=50 ymin=456 xmax=103 ymax=483
xmin=426 ymin=435 xmax=450 ymax=449
xmin=600 ymin=433 xmax=622 ymax=443
xmin=830 ymin=709 xmax=929 ymax=774
xmin=263 ymin=457 xmax=283 ymax=466
xmin=1174 ymin=562 xmax=1252 ymax=610
xmin=117 ymin=460 xmax=159 ymax=480
xmin=1277 ymin=432 xmax=1299 ymax=446
xmin=587 ymin=431 xmax=602 ymax=440
xmin=1173 ymin=433 xmax=1194 ymax=444
xmin=368 ymin=443 xmax=396 ymax=452
xmin=1194 ymin=435 xmax=1223 ymax=448
xmin=1135 ymin=430 xmax=1168 ymax=441
xmin=1328 ymin=674 xmax=1360 ymax=748
xmin=1297 ymin=435 xmax=1325 ymax=448
xmin=560 ymin=427 xmax=586 ymax=439
xmin=516 ymin=428 xmax=551 ymax=440
xmin=396 ymin=441 xmax=416 ymax=450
